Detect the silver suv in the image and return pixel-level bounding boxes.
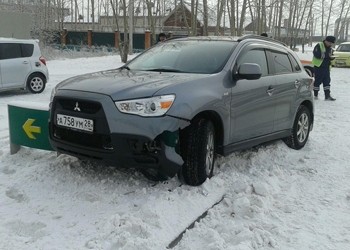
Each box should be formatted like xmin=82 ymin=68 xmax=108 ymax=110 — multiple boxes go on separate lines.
xmin=0 ymin=38 xmax=49 ymax=93
xmin=49 ymin=35 xmax=314 ymax=186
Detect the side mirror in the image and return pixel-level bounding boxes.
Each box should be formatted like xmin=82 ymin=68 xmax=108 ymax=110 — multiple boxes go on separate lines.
xmin=236 ymin=63 xmax=262 ymax=80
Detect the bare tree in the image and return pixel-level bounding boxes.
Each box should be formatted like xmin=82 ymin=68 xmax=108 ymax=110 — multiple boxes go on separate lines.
xmin=325 ymin=0 xmax=334 ymax=35
xmin=109 ymin=0 xmax=119 ymax=29
xmin=261 ymin=0 xmax=266 ymax=33
xmin=202 ymin=0 xmax=209 ymax=35
xmin=301 ymin=0 xmax=314 ymax=52
xmin=91 ymin=0 xmax=95 ymax=30
xmin=120 ymin=0 xmax=129 ymax=62
xmin=180 ymin=0 xmax=191 ymax=35
xmin=320 ymin=0 xmax=325 ymax=36
xmin=146 ymin=0 xmax=156 ymax=44
xmin=266 ymin=0 xmax=274 ymax=34
xmin=238 ymin=0 xmax=247 ymax=36
xmin=191 ymin=0 xmax=195 ymax=35
xmin=215 ymin=0 xmax=225 ymax=35
xmin=337 ymin=4 xmax=350 ymax=41
xmin=109 ymin=0 xmax=128 ymax=62
xmin=248 ymin=0 xmax=256 ymax=33
xmin=277 ymin=0 xmax=284 ymax=40
xmin=334 ymin=0 xmax=350 ymax=41
xmin=292 ymin=0 xmax=312 ymax=49
xmin=227 ymin=0 xmax=235 ymax=35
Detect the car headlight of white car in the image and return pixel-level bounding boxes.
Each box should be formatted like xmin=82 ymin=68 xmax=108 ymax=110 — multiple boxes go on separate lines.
xmin=115 ymin=94 xmax=175 ymax=117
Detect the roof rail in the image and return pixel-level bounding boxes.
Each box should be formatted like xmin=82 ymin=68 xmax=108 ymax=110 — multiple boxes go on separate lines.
xmin=238 ymin=34 xmax=287 ymax=47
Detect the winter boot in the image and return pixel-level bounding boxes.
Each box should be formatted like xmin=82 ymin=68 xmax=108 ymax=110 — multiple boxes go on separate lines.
xmin=325 ymin=95 xmax=336 ymax=101
xmin=325 ymin=90 xmax=336 ymax=101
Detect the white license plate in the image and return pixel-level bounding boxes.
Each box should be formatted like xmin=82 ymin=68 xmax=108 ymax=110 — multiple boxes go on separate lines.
xmin=56 ymin=114 xmax=94 ymax=132
xmin=336 ymin=61 xmax=345 ymax=65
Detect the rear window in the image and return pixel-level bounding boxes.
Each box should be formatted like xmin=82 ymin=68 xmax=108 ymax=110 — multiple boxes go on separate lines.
xmin=21 ymin=43 xmax=34 ymax=57
xmin=288 ymin=54 xmax=302 ymax=72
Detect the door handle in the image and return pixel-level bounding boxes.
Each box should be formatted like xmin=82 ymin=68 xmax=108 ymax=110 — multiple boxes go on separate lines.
xmin=266 ymin=86 xmax=275 ymax=96
xmin=22 ymin=61 xmax=29 ymax=64
xmin=295 ymin=80 xmax=301 ymax=88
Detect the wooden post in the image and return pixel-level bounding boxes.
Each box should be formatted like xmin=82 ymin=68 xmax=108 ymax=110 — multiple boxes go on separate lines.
xmin=61 ymin=28 xmax=67 ymax=45
xmin=145 ymin=30 xmax=151 ymax=49
xmin=115 ymin=30 xmax=120 ymax=49
xmin=87 ymin=29 xmax=92 ymax=46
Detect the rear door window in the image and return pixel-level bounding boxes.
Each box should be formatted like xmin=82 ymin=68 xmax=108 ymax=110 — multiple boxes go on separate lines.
xmin=270 ymin=51 xmax=293 ymax=74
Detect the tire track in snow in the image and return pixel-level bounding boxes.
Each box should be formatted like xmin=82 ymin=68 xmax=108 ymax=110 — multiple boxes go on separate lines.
xmin=167 ymin=195 xmax=225 ymax=249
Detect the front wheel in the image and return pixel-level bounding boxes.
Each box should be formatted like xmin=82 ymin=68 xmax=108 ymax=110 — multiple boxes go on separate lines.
xmin=284 ymin=105 xmax=311 ymax=150
xmin=181 ymin=119 xmax=216 ymax=186
xmin=27 ymin=73 xmax=46 ymax=94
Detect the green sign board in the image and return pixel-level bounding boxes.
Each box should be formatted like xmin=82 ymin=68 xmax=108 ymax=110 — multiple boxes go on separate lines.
xmin=8 ymin=104 xmax=53 ymax=154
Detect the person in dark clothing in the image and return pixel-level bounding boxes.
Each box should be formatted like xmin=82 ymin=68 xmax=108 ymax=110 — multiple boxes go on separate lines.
xmin=312 ymin=35 xmax=336 ymax=101
xmin=157 ymin=33 xmax=166 ymax=43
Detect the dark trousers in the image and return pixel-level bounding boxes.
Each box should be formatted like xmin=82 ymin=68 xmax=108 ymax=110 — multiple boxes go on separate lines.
xmin=313 ymin=67 xmax=331 ymax=97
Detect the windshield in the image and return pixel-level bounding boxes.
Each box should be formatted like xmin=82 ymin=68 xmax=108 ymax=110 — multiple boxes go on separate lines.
xmin=127 ymin=40 xmax=237 ymax=74
xmin=336 ymin=44 xmax=350 ymax=52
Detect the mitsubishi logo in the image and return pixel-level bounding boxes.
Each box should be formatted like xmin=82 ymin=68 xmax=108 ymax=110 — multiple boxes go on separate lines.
xmin=74 ymin=102 xmax=81 ymax=111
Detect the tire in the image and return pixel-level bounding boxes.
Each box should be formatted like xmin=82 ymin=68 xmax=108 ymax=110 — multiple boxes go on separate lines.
xmin=284 ymin=105 xmax=311 ymax=150
xmin=27 ymin=73 xmax=46 ymax=94
xmin=181 ymin=119 xmax=215 ymax=186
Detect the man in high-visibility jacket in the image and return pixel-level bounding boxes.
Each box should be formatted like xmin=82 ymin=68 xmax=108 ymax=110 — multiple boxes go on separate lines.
xmin=312 ymin=36 xmax=336 ymax=101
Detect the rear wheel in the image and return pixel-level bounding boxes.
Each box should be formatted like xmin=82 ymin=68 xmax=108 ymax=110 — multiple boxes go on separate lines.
xmin=284 ymin=105 xmax=311 ymax=149
xmin=181 ymin=119 xmax=215 ymax=186
xmin=27 ymin=73 xmax=46 ymax=94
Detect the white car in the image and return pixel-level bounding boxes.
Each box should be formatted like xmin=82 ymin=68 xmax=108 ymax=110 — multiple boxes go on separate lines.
xmin=0 ymin=38 xmax=49 ymax=93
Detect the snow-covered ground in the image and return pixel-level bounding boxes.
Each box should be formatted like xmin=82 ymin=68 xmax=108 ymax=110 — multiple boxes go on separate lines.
xmin=1 ymin=47 xmax=350 ymax=250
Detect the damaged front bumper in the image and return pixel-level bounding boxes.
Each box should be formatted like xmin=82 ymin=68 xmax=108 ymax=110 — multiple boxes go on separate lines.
xmin=49 ymin=91 xmax=190 ymax=177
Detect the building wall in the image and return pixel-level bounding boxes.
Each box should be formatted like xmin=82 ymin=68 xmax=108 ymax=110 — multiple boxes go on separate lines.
xmin=64 ymin=16 xmax=166 ymax=34
xmin=0 ymin=11 xmax=31 ymax=39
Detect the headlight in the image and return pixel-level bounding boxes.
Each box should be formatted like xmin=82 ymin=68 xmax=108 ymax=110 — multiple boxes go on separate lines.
xmin=115 ymin=95 xmax=175 ymax=117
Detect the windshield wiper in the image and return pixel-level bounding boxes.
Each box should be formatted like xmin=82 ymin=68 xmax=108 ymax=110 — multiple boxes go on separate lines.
xmin=119 ymin=65 xmax=130 ymax=70
xmin=145 ymin=68 xmax=184 ymax=73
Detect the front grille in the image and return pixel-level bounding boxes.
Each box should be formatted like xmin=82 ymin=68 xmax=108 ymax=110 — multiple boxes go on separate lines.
xmin=58 ymin=99 xmax=102 ymax=114
xmin=52 ymin=97 xmax=112 ymax=151
xmin=53 ymin=126 xmax=113 ymax=150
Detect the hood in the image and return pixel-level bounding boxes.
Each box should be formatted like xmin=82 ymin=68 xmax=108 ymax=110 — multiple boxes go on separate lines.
xmin=334 ymin=51 xmax=350 ymax=58
xmin=56 ymin=69 xmax=207 ymax=100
